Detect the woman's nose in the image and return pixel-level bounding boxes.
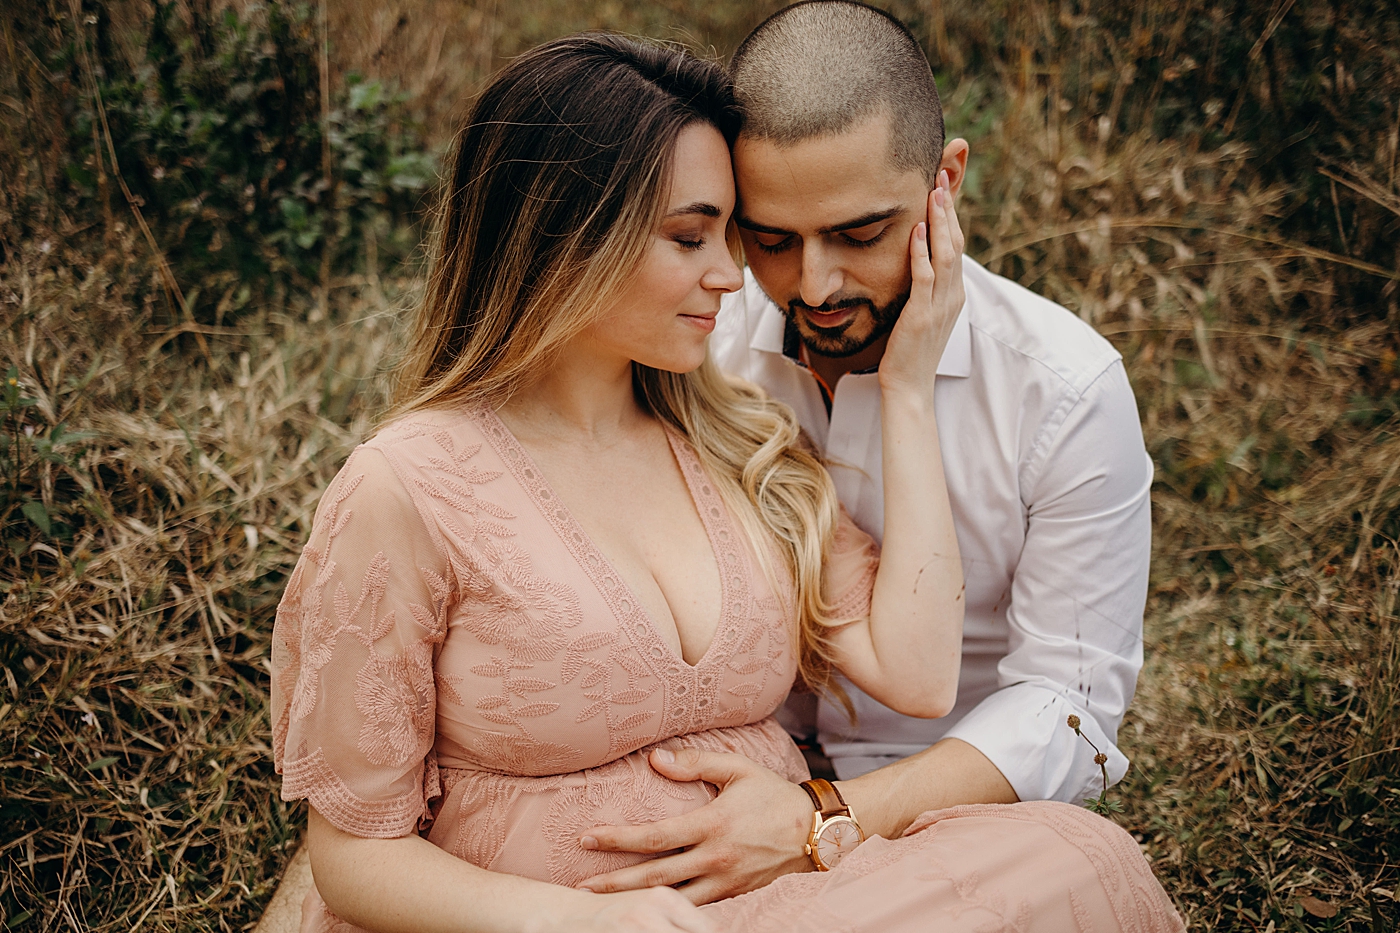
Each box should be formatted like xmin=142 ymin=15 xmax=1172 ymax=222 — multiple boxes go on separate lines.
xmin=707 ymin=249 xmax=744 ymax=294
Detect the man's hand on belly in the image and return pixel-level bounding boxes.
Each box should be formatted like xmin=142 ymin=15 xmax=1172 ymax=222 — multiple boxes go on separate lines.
xmin=575 ymin=748 xmax=814 ymax=905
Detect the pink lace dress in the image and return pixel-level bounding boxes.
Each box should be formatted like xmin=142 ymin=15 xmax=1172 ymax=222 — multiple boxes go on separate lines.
xmin=271 ymin=407 xmax=1183 ymax=933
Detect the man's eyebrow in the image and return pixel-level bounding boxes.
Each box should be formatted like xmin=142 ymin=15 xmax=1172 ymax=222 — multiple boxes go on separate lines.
xmin=736 ymin=207 xmax=906 ymax=236
xmin=666 ymin=201 xmax=723 ymax=218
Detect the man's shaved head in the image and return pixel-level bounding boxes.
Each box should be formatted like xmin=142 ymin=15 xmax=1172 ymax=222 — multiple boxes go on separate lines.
xmin=730 ymin=1 xmax=944 ymax=184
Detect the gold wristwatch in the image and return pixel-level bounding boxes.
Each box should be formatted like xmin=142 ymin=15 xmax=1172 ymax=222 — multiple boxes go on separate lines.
xmin=799 ymin=778 xmax=865 ymax=870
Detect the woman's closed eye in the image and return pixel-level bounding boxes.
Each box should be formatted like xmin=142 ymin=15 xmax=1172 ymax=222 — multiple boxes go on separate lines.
xmin=672 ymin=234 xmax=706 ymax=251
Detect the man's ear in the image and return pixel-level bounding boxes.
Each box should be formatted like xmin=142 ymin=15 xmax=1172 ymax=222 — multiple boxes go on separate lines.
xmin=939 ymin=139 xmax=971 ymax=199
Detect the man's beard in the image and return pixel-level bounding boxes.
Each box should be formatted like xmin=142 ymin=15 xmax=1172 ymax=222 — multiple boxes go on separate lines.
xmin=786 ymin=290 xmax=909 ymax=359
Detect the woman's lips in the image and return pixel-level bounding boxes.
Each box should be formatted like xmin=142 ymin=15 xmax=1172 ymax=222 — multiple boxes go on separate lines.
xmin=680 ymin=314 xmax=717 ymax=333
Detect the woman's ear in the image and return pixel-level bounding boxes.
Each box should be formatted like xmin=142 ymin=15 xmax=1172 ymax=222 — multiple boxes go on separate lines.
xmin=939 ymin=139 xmax=971 ymax=199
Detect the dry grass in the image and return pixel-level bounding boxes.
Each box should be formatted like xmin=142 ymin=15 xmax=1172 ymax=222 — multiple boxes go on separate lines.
xmin=2 ymin=2 xmax=1398 ymax=932
xmin=1 ymin=238 xmax=406 ymax=931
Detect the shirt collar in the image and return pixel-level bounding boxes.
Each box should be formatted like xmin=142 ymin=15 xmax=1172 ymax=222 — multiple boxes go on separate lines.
xmin=750 ymin=298 xmax=972 ymax=378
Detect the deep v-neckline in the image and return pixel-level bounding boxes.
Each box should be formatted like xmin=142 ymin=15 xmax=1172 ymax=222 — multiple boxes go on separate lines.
xmin=477 ymin=407 xmax=743 ymax=671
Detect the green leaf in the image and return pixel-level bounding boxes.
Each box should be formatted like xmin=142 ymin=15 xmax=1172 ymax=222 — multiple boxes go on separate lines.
xmin=386 ymin=153 xmax=436 ymax=189
xmin=1174 ymin=358 xmax=1212 ymax=388
xmin=349 ymin=81 xmax=383 ymax=112
xmin=279 ymin=198 xmax=308 ymax=225
xmin=64 ymin=163 xmax=97 ymax=189
xmin=21 ymin=500 xmax=51 ymax=536
xmin=85 ymin=756 xmax=119 ymax=772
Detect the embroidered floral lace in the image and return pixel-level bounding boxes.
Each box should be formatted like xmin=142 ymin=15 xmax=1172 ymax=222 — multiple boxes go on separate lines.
xmin=272 ymin=407 xmax=1184 ymax=933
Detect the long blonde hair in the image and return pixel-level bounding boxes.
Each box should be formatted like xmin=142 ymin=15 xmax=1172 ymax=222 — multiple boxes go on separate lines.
xmin=390 ymin=33 xmax=854 ymax=714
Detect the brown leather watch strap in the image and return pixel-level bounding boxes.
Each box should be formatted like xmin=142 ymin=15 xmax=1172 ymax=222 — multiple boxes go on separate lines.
xmin=799 ymin=778 xmax=848 ymax=817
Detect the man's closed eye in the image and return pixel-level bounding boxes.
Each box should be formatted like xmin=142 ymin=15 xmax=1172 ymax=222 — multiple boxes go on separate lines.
xmin=836 ymin=222 xmax=891 ymax=248
xmin=752 ymin=232 xmax=795 ymax=254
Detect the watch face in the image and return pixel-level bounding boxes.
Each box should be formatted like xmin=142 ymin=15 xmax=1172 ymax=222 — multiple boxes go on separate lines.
xmin=814 ymin=816 xmax=863 ymax=869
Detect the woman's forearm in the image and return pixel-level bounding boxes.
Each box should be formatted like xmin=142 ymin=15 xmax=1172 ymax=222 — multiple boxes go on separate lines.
xmin=859 ymin=387 xmax=964 ymax=716
xmin=307 ymin=807 xmax=583 ymax=933
xmin=828 ymin=180 xmax=966 ymax=718
xmin=824 ymin=386 xmax=963 ymax=717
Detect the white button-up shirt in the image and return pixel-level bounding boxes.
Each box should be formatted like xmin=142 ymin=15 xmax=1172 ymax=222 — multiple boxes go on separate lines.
xmin=711 ymin=256 xmax=1153 ymax=804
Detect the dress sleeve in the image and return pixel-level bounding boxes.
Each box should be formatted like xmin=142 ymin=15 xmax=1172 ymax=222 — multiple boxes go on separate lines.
xmin=824 ymin=504 xmax=880 ymax=623
xmin=270 ymin=446 xmax=454 ymax=838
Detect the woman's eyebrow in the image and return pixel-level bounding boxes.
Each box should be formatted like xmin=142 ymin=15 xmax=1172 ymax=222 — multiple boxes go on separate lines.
xmin=666 ymin=201 xmax=723 ymax=218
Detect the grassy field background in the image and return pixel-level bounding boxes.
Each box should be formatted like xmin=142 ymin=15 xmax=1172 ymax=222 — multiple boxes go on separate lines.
xmin=2 ymin=1 xmax=1398 ymax=930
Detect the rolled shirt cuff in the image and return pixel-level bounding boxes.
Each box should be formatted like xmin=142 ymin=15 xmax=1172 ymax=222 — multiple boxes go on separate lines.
xmin=942 ymin=683 xmax=1129 ymax=804
xmin=821 ymin=683 xmax=1129 ymax=804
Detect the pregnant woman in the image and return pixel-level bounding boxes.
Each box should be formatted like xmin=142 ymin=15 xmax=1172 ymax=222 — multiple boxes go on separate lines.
xmin=270 ymin=33 xmax=1183 ymax=933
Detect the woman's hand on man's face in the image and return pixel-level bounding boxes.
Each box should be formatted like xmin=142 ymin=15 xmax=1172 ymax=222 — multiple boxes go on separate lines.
xmin=876 ymin=169 xmax=966 ymax=402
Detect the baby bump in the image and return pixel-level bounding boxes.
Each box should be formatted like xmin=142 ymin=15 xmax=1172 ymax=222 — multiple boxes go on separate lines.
xmin=425 ymin=717 xmax=809 ymax=887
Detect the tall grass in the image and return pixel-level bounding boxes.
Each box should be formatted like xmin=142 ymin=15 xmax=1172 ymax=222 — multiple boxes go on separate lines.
xmin=0 ymin=239 xmax=404 ymax=931
xmin=1 ymin=1 xmax=1397 ymax=931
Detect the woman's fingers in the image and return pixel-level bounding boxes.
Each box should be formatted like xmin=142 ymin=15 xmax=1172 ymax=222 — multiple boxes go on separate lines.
xmin=910 ymin=220 xmax=933 ymax=289
xmin=881 ymin=169 xmax=966 ymax=395
xmin=929 ymin=170 xmax=965 ymax=318
xmin=941 ymin=169 xmax=966 ymax=254
xmin=928 ymin=173 xmax=957 ymax=275
xmin=582 ymin=887 xmax=717 ymax=933
xmin=641 ymin=887 xmax=718 ymax=933
xmin=668 ymin=895 xmax=720 ymax=933
xmin=906 ymin=184 xmax=935 ymax=322
xmin=905 ymin=182 xmax=945 ymax=319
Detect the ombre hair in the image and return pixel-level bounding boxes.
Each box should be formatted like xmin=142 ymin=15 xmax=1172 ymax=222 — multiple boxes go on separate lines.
xmin=390 ymin=33 xmax=854 ymax=714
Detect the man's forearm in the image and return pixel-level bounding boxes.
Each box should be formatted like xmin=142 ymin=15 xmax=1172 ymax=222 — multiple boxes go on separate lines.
xmin=837 ymin=737 xmax=1018 ymax=839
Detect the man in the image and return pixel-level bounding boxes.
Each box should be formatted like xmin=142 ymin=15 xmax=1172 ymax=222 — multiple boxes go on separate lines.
xmin=578 ymin=0 xmax=1153 ymax=903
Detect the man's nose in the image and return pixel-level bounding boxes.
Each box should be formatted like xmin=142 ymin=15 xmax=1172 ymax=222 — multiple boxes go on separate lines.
xmin=798 ymin=242 xmax=842 ymax=308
